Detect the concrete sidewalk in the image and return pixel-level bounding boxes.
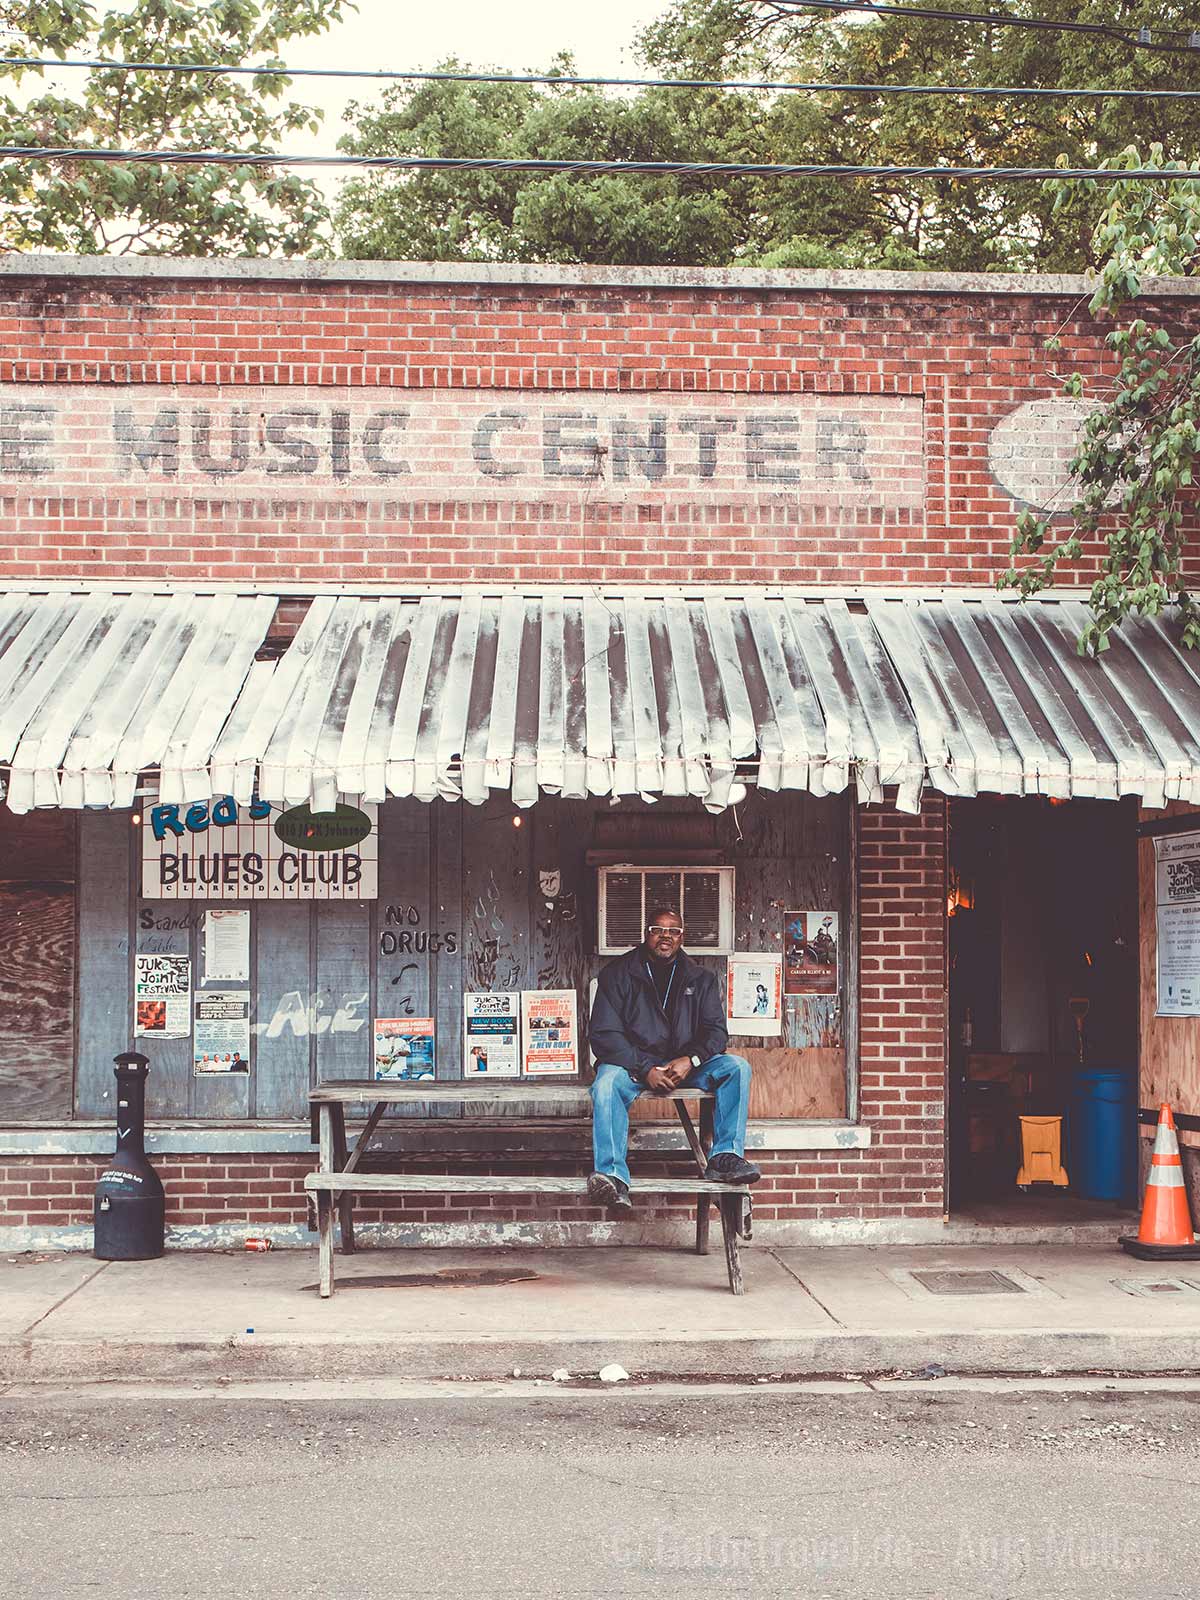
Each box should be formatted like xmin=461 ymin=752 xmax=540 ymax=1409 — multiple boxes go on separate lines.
xmin=3 ymin=1240 xmax=1199 ymax=1384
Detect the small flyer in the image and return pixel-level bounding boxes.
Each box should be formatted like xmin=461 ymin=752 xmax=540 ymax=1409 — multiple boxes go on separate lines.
xmin=783 ymin=911 xmax=840 ymax=995
xmin=204 ymin=908 xmax=250 ymax=983
xmin=374 ymin=1017 xmax=436 ymax=1081
xmin=520 ymin=989 xmax=579 ymax=1077
xmin=464 ymin=992 xmax=521 ymax=1077
xmin=726 ymin=953 xmax=784 ymax=1037
xmin=193 ymin=992 xmax=251 ymax=1074
xmin=134 ymin=953 xmax=192 ymax=1038
xmin=1155 ymin=830 xmax=1200 ymax=1016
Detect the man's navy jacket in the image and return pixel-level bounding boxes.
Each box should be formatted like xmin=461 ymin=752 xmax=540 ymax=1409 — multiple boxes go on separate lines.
xmin=588 ymin=946 xmax=730 ymax=1081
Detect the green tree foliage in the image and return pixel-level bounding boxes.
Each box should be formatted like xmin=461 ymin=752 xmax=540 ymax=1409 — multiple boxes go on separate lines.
xmin=1003 ymin=149 xmax=1200 ymax=651
xmin=336 ymin=65 xmax=781 ymax=265
xmin=336 ymin=0 xmax=1200 ymax=269
xmin=0 ymin=0 xmax=347 ymax=255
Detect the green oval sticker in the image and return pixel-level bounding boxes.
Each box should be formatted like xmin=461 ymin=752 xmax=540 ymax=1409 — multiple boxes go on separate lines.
xmin=273 ymin=803 xmax=372 ymax=853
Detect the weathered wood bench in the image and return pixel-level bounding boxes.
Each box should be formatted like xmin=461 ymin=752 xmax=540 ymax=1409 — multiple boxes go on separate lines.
xmin=306 ymin=1080 xmax=753 ymax=1297
xmin=305 ymin=1171 xmax=752 ymax=1296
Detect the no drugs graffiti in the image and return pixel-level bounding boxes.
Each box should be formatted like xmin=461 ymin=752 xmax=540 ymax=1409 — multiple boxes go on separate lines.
xmin=378 ymin=903 xmax=458 ymax=957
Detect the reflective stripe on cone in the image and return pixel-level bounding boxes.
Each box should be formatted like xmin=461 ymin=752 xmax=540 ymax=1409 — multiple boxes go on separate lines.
xmin=1137 ymin=1103 xmax=1196 ymax=1247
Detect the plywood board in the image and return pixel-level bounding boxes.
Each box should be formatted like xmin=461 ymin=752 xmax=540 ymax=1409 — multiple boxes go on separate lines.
xmin=723 ymin=790 xmax=848 ymax=1058
xmin=253 ymin=900 xmax=313 ymax=1118
xmin=375 ymin=800 xmax=433 ymax=1019
xmin=135 ymin=902 xmax=193 ymax=1119
xmin=375 ymin=799 xmax=434 ymax=1118
xmin=629 ymin=1047 xmax=845 ymax=1121
xmin=432 ymin=801 xmax=464 ymax=1117
xmin=523 ymin=797 xmax=593 ymax=1117
xmin=314 ymin=902 xmax=372 ymax=1082
xmin=76 ymin=810 xmax=132 ymax=1117
xmin=461 ymin=798 xmax=538 ymax=1116
xmin=780 ymin=994 xmax=843 ymax=1050
xmin=190 ymin=902 xmax=251 ymax=1121
xmin=464 ymin=802 xmax=530 ymax=996
xmin=1140 ymin=804 xmax=1200 ymax=1145
xmin=531 ymin=799 xmax=592 ymax=998
xmin=0 ymin=885 xmax=74 ymax=1120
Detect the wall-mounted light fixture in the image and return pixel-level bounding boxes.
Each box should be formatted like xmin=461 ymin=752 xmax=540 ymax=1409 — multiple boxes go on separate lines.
xmin=946 ymin=867 xmax=975 ymax=918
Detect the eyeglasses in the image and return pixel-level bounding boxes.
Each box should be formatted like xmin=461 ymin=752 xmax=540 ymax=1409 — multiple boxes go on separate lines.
xmin=647 ymin=925 xmax=684 ymax=938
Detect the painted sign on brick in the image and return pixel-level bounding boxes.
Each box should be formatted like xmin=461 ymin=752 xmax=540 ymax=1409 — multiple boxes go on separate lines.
xmin=987 ymin=397 xmax=1094 ymax=510
xmin=0 ymin=384 xmax=924 ymax=511
xmin=141 ymin=794 xmax=379 ymax=901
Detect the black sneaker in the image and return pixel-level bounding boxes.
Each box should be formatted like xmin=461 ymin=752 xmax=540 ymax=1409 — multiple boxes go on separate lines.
xmin=704 ymin=1152 xmax=761 ymax=1185
xmin=587 ymin=1172 xmax=633 ymax=1212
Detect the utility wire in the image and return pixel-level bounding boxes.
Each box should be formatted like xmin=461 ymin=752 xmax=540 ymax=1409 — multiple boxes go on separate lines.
xmin=768 ymin=0 xmax=1200 ymax=52
xmin=6 ymin=55 xmax=1200 ymax=97
xmin=2 ymin=145 xmax=1198 ymax=179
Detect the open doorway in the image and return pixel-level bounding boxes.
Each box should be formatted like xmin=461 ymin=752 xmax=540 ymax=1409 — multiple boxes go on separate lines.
xmin=947 ymin=796 xmax=1139 ymax=1223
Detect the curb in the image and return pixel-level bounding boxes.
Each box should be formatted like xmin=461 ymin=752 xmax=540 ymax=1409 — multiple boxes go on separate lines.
xmin=4 ymin=1329 xmax=1199 ymax=1384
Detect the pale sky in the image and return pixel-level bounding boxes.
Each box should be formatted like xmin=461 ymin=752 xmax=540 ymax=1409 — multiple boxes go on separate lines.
xmin=10 ymin=0 xmax=679 ymax=225
xmin=283 ymin=0 xmax=676 ymax=149
xmin=18 ymin=0 xmax=675 ymax=155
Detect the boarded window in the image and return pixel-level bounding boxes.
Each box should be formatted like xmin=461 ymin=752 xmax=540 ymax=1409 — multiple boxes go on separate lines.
xmin=0 ymin=810 xmax=76 ymax=1119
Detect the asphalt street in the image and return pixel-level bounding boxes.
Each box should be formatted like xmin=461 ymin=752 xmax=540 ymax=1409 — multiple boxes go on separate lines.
xmin=2 ymin=1385 xmax=1198 ymax=1599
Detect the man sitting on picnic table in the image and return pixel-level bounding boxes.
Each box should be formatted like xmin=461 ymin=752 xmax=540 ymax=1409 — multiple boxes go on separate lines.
xmin=587 ymin=906 xmax=762 ymax=1213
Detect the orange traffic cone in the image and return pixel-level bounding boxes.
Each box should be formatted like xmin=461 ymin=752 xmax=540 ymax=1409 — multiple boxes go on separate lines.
xmin=1119 ymin=1103 xmax=1200 ymax=1260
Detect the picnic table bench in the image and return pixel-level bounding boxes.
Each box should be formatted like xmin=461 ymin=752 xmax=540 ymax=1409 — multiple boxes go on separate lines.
xmin=306 ymin=1080 xmax=753 ymax=1297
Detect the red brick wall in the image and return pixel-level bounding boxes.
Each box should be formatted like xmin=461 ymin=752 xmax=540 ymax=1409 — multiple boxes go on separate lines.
xmin=1 ymin=271 xmax=1185 ymax=589
xmin=856 ymin=799 xmax=948 ymax=1218
xmin=0 ymin=1139 xmax=940 ymax=1233
xmin=0 ymin=266 xmax=963 ymax=1235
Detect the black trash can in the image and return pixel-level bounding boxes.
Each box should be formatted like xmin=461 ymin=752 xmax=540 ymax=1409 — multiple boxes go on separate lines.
xmin=94 ymin=1052 xmax=165 ymax=1260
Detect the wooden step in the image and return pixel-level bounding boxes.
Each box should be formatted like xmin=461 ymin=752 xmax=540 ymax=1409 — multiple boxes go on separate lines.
xmin=303 ymin=1171 xmax=749 ymax=1196
xmin=309 ymin=1080 xmax=715 ymax=1105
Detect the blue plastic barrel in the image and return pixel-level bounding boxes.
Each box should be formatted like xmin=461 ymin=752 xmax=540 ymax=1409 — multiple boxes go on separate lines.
xmin=1071 ymin=1068 xmax=1137 ymax=1203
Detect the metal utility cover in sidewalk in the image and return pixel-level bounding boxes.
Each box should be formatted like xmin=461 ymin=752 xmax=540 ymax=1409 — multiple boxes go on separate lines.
xmin=911 ymin=1270 xmax=1027 ymax=1296
xmin=1111 ymin=1277 xmax=1200 ymax=1298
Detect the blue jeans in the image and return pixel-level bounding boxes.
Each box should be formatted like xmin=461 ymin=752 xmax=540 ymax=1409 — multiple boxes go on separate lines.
xmin=590 ymin=1053 xmax=752 ymax=1187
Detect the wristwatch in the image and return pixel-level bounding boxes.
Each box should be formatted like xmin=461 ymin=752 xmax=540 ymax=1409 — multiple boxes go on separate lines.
xmin=690 ymin=1054 xmax=701 ymax=1070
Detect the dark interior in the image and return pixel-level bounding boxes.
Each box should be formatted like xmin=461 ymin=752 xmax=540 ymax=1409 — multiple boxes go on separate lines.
xmin=947 ymin=795 xmax=1139 ymax=1210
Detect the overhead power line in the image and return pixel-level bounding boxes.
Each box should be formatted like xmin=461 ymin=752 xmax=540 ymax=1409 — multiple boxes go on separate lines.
xmin=769 ymin=0 xmax=1200 ymax=52
xmin=2 ymin=145 xmax=1198 ymax=180
xmin=6 ymin=55 xmax=1200 ymax=97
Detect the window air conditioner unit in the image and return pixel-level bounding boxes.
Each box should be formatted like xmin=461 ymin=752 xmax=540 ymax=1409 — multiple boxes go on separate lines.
xmin=597 ymin=866 xmax=736 ymax=956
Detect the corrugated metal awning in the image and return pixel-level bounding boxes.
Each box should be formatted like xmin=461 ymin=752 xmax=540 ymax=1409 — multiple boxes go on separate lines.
xmin=6 ymin=587 xmax=1200 ymax=815
xmin=220 ymin=592 xmax=926 ymax=814
xmin=866 ymin=594 xmax=1200 ymax=811
xmin=0 ymin=589 xmax=275 ymax=812
xmin=235 ymin=591 xmax=1200 ymax=816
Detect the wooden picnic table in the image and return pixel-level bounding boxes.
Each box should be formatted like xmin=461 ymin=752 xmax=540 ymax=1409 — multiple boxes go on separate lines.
xmin=306 ymin=1079 xmax=751 ymax=1296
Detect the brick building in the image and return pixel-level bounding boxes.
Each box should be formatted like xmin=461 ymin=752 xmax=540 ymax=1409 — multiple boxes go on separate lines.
xmin=1 ymin=255 xmax=1198 ymax=1252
